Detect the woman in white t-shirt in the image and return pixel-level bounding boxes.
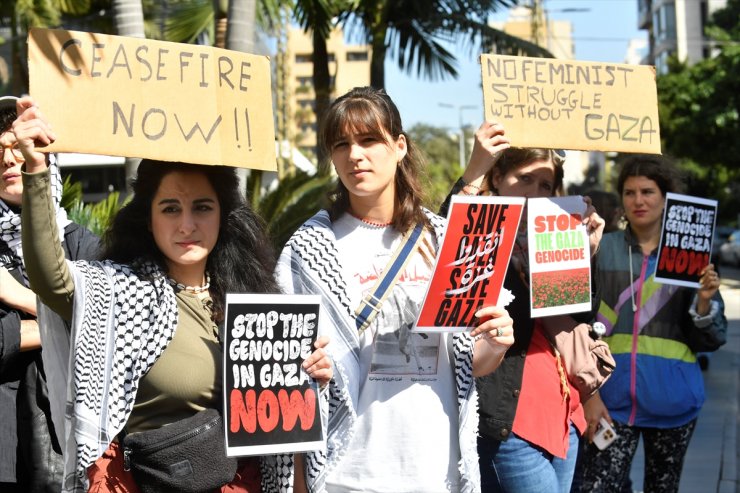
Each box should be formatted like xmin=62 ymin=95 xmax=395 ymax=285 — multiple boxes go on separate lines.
xmin=269 ymin=86 xmax=514 ymax=493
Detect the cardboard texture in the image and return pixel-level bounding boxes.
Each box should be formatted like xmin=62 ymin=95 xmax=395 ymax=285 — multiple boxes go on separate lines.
xmin=223 ymin=293 xmax=324 ymax=456
xmin=415 ymin=195 xmax=524 ymax=332
xmin=481 ymin=54 xmax=661 ymax=154
xmin=655 ymin=193 xmax=717 ymax=288
xmin=28 ymin=28 xmax=277 ymax=170
xmin=527 ymin=196 xmax=592 ymax=318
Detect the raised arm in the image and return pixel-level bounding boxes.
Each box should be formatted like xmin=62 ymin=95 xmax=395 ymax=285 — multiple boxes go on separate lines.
xmin=15 ymin=97 xmax=75 ymax=320
xmin=440 ymin=121 xmax=509 ymax=216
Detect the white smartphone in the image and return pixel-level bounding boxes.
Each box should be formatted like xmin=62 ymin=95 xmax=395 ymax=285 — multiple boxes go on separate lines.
xmin=592 ymin=418 xmax=618 ymax=450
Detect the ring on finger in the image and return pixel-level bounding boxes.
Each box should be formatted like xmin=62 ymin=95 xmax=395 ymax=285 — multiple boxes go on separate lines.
xmin=496 ymin=327 xmax=504 ymax=337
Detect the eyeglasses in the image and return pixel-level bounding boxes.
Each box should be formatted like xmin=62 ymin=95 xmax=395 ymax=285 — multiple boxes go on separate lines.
xmin=1 ymin=143 xmax=24 ymax=162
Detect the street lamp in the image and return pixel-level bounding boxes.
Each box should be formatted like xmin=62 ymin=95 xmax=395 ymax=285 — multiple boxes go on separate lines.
xmin=438 ymin=102 xmax=478 ymax=169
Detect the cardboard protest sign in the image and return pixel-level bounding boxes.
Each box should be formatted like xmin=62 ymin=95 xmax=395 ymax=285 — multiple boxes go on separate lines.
xmin=481 ymin=54 xmax=660 ymax=154
xmin=528 ymin=196 xmax=592 ymax=317
xmin=655 ymin=193 xmax=717 ymax=288
xmin=28 ymin=28 xmax=276 ymax=170
xmin=224 ymin=294 xmax=324 ymax=456
xmin=415 ymin=195 xmax=524 ymax=332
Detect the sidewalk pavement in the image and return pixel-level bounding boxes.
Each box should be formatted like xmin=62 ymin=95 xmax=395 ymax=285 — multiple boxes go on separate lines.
xmin=627 ymin=266 xmax=740 ymax=493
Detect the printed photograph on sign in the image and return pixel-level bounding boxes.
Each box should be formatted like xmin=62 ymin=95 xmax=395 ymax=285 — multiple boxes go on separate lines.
xmin=528 ymin=196 xmax=592 ymax=318
xmin=415 ymin=195 xmax=524 ymax=332
xmin=655 ymin=193 xmax=718 ymax=288
xmin=27 ymin=28 xmax=277 ymax=170
xmin=223 ymin=293 xmax=324 ymax=456
xmin=480 ymin=54 xmax=661 ymax=154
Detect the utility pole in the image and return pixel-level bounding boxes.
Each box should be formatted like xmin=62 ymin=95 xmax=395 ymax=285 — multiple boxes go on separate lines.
xmin=438 ymin=103 xmax=477 ymax=169
xmin=530 ymin=0 xmax=546 ymax=48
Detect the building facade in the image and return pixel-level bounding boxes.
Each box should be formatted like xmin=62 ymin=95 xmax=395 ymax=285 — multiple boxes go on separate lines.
xmin=638 ymin=0 xmax=728 ymax=73
xmin=284 ymin=27 xmax=371 ymax=159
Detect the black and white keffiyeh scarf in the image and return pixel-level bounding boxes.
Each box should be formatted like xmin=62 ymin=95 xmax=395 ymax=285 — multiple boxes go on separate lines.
xmin=266 ymin=209 xmax=480 ymax=493
xmin=0 ymin=154 xmax=70 ymax=283
xmin=57 ymin=259 xmax=178 ymax=493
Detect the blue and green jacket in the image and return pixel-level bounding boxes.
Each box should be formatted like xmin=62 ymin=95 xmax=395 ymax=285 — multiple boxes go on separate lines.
xmin=596 ymin=228 xmax=726 ymax=428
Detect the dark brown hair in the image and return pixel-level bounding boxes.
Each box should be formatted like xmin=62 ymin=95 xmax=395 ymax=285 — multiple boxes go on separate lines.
xmin=616 ymin=154 xmax=684 ymax=198
xmin=485 ymin=147 xmax=565 ymax=196
xmin=319 ymin=86 xmax=429 ymax=232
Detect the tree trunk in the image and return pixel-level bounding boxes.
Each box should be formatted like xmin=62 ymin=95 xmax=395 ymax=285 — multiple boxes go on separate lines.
xmin=226 ymin=0 xmax=256 ymax=53
xmin=112 ymin=0 xmax=146 ymax=192
xmin=312 ymin=31 xmax=331 ymax=174
xmin=224 ymin=0 xmax=257 ymax=195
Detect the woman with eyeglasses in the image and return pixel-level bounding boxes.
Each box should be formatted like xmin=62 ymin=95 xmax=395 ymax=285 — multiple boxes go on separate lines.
xmin=441 ymin=122 xmax=606 ymax=493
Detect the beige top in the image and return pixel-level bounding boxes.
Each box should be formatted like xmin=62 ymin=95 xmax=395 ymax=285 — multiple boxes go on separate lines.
xmin=22 ymin=168 xmax=221 ymax=432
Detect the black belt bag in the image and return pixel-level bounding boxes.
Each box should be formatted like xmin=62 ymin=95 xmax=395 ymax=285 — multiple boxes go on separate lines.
xmin=121 ymin=408 xmax=238 ymax=493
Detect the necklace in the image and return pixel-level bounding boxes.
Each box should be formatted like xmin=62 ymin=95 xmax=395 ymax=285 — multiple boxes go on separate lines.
xmin=349 ymin=211 xmax=393 ymax=227
xmin=168 ymin=273 xmax=210 ymax=293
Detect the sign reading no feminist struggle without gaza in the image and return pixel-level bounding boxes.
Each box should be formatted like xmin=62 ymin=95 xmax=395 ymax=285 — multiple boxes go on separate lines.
xmin=28 ymin=28 xmax=276 ymax=170
xmin=481 ymin=54 xmax=661 ymax=154
xmin=655 ymin=193 xmax=718 ymax=288
xmin=528 ymin=196 xmax=592 ymax=318
xmin=224 ymin=294 xmax=324 ymax=456
xmin=415 ymin=195 xmax=524 ymax=332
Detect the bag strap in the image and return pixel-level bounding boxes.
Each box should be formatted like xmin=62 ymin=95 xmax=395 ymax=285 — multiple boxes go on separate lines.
xmin=354 ymin=222 xmax=425 ymax=333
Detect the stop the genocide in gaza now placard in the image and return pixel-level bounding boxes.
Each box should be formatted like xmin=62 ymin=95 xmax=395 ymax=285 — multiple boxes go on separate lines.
xmin=223 ymin=294 xmax=324 ymax=456
xmin=655 ymin=193 xmax=718 ymax=288
xmin=481 ymin=54 xmax=661 ymax=154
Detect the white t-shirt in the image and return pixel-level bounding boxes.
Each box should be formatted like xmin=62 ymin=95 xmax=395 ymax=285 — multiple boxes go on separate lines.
xmin=326 ymin=214 xmax=461 ymax=493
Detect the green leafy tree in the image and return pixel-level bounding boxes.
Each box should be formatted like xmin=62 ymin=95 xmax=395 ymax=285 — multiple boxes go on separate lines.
xmin=657 ymin=0 xmax=740 ymax=224
xmin=407 ymin=123 xmax=464 ymax=210
xmin=61 ymin=176 xmax=124 ymax=237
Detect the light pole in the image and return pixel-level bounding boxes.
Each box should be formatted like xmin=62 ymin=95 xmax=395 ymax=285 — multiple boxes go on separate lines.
xmin=438 ymin=103 xmax=477 ymax=169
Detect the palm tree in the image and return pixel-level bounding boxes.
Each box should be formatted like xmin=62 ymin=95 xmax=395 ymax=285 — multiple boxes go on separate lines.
xmin=343 ymin=0 xmax=552 ymax=88
xmin=111 ymin=0 xmax=147 ymax=189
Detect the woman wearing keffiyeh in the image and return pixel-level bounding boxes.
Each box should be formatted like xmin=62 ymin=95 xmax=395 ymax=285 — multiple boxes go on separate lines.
xmin=13 ymin=95 xmax=334 ymax=493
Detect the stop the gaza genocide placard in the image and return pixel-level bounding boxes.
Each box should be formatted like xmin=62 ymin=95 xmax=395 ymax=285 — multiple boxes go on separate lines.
xmin=28 ymin=28 xmax=276 ymax=170
xmin=481 ymin=54 xmax=661 ymax=154
xmin=655 ymin=193 xmax=718 ymax=288
xmin=223 ymin=294 xmax=324 ymax=456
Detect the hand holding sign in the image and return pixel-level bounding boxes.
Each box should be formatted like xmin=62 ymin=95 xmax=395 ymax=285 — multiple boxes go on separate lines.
xmin=11 ymin=97 xmax=56 ymax=173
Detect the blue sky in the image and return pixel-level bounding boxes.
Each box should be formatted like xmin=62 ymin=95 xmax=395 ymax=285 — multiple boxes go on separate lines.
xmin=385 ymin=0 xmax=647 ymax=129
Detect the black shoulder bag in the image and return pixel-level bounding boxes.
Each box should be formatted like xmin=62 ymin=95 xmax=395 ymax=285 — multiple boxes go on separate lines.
xmin=121 ymin=408 xmax=238 ymax=493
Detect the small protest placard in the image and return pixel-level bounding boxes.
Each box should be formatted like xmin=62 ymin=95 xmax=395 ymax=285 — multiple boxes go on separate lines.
xmin=655 ymin=193 xmax=717 ymax=288
xmin=28 ymin=28 xmax=276 ymax=170
xmin=415 ymin=195 xmax=524 ymax=332
xmin=528 ymin=196 xmax=592 ymax=318
xmin=480 ymin=54 xmax=660 ymax=154
xmin=223 ymin=294 xmax=324 ymax=456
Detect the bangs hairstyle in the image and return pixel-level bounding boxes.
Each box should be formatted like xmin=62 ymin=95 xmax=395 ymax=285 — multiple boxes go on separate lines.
xmin=616 ymin=154 xmax=684 ymax=198
xmin=320 ymin=86 xmax=429 ymax=233
xmin=102 ymin=160 xmax=278 ymax=322
xmin=486 ymin=147 xmax=565 ymax=196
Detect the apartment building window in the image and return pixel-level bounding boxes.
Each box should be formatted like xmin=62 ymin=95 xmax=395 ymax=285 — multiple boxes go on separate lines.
xmin=297 ymin=76 xmax=312 ymax=87
xmin=298 ymin=99 xmax=315 ymax=110
xmin=653 ymin=2 xmax=676 ymax=42
xmin=346 ymin=51 xmax=369 ymax=62
xmin=295 ymin=53 xmax=336 ymax=63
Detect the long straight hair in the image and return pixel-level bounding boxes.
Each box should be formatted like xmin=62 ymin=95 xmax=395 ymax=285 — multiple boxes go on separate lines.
xmin=319 ymin=86 xmax=430 ymax=232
